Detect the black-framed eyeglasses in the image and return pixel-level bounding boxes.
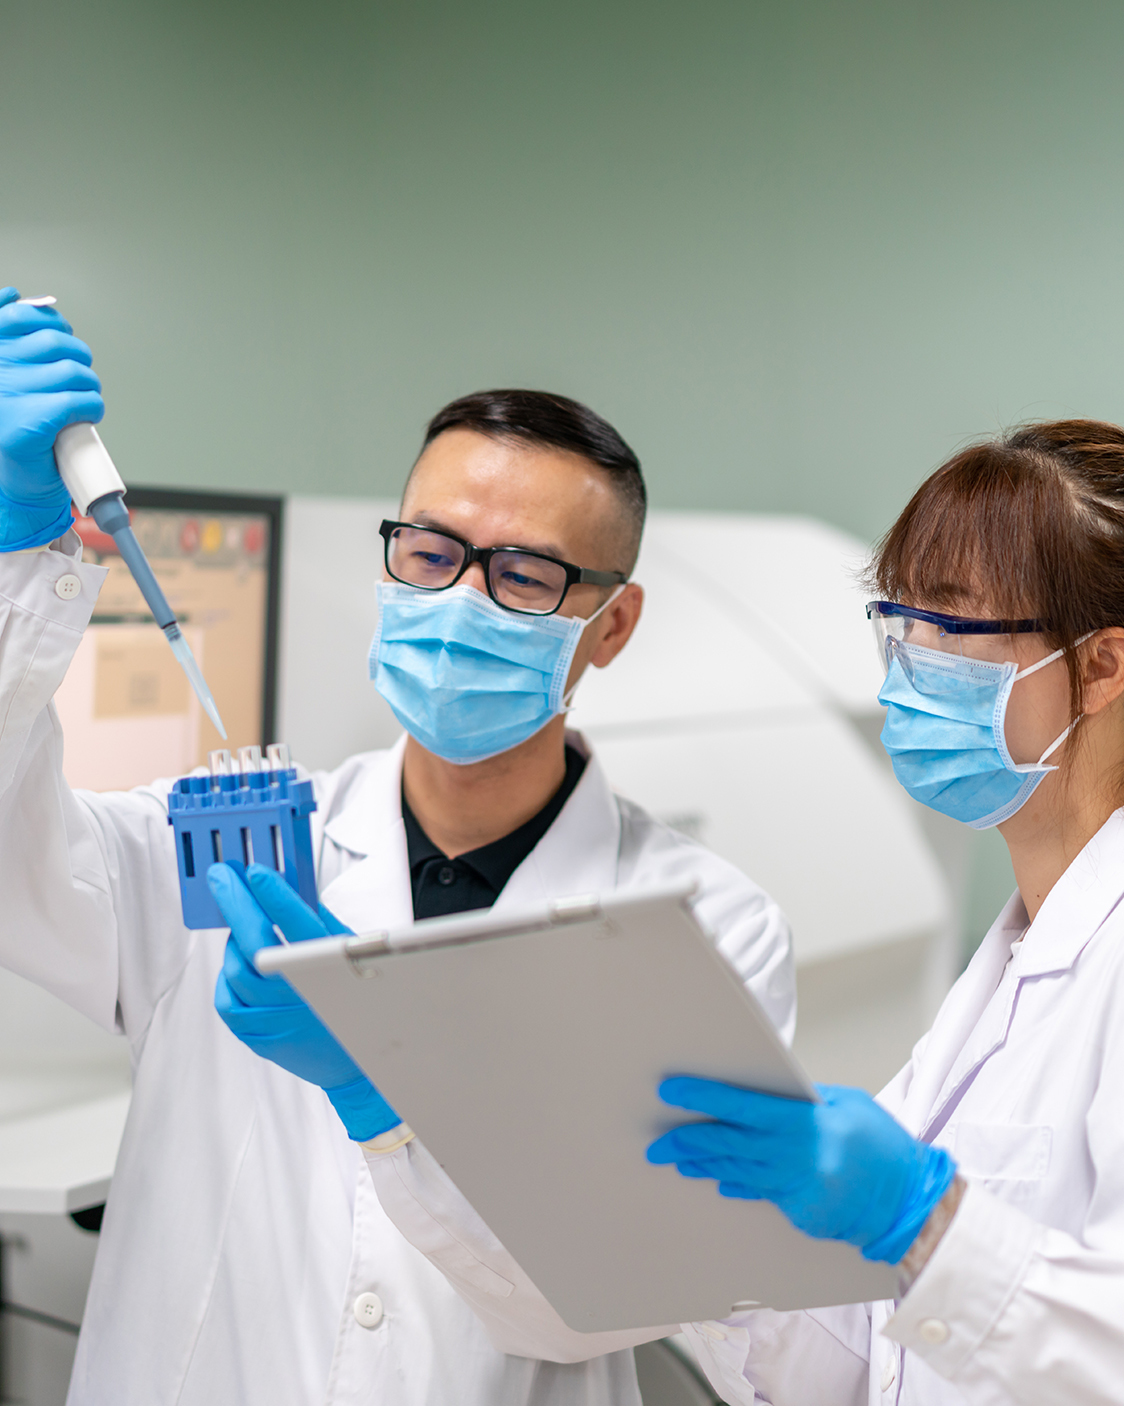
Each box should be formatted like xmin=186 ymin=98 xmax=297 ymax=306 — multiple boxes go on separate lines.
xmin=380 ymin=520 xmax=628 ymax=616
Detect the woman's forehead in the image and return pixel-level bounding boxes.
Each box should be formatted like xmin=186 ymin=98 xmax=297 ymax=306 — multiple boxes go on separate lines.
xmin=899 ymin=586 xmax=989 ymax=616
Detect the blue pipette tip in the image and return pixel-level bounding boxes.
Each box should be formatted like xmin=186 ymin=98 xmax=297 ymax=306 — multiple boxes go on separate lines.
xmin=164 ymin=625 xmax=228 ymax=739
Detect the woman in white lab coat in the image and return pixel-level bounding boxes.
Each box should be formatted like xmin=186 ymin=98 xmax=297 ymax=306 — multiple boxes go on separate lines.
xmin=648 ymin=419 xmax=1124 ymax=1405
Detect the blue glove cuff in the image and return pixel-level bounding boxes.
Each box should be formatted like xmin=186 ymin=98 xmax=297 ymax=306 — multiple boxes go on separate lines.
xmin=325 ymin=1074 xmax=402 ymax=1143
xmin=0 ymin=497 xmax=75 ymax=552
xmin=862 ymin=1145 xmax=957 ymax=1264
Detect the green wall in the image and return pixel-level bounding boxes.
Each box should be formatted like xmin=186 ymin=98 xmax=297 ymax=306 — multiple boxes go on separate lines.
xmin=7 ymin=0 xmax=1124 ymax=535
xmin=6 ymin=0 xmax=1113 ymax=943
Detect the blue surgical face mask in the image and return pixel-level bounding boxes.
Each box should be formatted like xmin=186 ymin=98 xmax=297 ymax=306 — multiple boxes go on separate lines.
xmin=368 ymin=582 xmax=623 ymax=765
xmin=878 ymin=639 xmax=1077 ymax=829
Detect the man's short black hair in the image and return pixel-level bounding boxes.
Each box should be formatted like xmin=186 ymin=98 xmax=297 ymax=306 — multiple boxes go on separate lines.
xmin=420 ymin=389 xmax=646 ymax=571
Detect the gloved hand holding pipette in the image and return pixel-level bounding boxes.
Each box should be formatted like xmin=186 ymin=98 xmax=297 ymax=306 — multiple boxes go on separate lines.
xmin=0 ymin=286 xmax=101 ymax=549
xmin=0 ymin=286 xmax=227 ymax=737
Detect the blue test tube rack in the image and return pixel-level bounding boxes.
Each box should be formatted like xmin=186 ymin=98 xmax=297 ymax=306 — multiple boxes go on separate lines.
xmin=168 ymin=743 xmax=318 ymax=929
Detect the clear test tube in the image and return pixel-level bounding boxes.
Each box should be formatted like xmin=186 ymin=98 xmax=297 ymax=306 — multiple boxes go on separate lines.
xmin=237 ymin=745 xmax=263 ymax=774
xmin=266 ymin=743 xmax=291 ymax=770
xmin=209 ymin=749 xmax=233 ymax=777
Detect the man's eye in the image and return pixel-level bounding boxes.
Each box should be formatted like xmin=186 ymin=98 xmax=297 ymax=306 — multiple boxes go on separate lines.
xmin=501 ymin=570 xmax=547 ymax=590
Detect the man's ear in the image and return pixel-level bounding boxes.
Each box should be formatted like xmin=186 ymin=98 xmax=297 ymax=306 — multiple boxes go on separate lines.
xmin=589 ymin=584 xmax=644 ymax=668
xmin=1081 ymin=628 xmax=1124 ymax=715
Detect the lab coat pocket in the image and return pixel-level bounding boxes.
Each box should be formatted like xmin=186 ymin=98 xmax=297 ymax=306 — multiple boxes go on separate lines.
xmin=952 ymin=1122 xmax=1052 ymax=1183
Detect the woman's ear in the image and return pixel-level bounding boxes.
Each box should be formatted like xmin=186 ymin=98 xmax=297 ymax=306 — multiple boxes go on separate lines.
xmin=1080 ymin=629 xmax=1124 ymax=715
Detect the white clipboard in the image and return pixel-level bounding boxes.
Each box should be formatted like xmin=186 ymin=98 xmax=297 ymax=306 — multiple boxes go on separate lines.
xmin=258 ymin=882 xmax=897 ymax=1331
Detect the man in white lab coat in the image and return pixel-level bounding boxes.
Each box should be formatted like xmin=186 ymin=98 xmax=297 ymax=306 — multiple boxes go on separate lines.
xmin=0 ymin=288 xmax=793 ymax=1405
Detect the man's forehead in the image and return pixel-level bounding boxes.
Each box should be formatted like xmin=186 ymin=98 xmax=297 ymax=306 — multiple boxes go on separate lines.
xmin=401 ymin=429 xmax=622 ymax=557
xmin=405 ymin=509 xmax=569 ymax=560
xmin=404 ymin=427 xmax=612 ymax=493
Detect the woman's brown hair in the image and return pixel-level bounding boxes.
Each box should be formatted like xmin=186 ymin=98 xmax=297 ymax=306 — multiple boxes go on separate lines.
xmin=870 ymin=419 xmax=1124 ymax=721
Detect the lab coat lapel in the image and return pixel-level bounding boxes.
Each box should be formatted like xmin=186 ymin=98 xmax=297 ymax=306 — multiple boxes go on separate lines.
xmin=897 ymin=894 xmax=1026 ymax=1138
xmin=319 ymin=737 xmax=414 ymax=933
xmin=1012 ymin=808 xmax=1124 ymax=979
xmin=491 ymin=733 xmax=621 ymax=914
xmin=919 ymin=952 xmax=1023 ymax=1140
xmin=911 ymin=808 xmax=1124 ymax=1139
xmin=316 ymin=731 xmax=622 ymax=933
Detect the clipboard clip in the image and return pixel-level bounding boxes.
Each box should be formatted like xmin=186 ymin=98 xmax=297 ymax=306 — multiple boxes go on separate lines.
xmin=548 ymin=894 xmax=602 ymax=924
xmin=345 ymin=933 xmax=391 ymax=976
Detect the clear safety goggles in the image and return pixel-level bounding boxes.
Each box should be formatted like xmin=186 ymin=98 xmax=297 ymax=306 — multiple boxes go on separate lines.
xmin=866 ymin=601 xmax=1047 ymax=676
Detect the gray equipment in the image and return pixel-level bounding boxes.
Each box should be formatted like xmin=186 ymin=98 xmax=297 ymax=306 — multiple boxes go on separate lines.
xmin=259 ymin=882 xmax=897 ymax=1332
xmin=635 ymin=1339 xmax=721 ymax=1405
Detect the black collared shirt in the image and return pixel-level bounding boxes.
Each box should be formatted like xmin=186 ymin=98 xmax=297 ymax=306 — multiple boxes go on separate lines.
xmin=402 ymin=746 xmax=587 ymax=920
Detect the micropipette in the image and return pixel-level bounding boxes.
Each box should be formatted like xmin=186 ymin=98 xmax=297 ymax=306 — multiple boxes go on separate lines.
xmin=17 ymin=296 xmax=228 ymax=738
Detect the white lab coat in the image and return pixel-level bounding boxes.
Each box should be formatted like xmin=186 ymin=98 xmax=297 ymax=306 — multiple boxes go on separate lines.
xmin=0 ymin=534 xmax=795 ymax=1406
xmin=677 ymin=808 xmax=1124 ymax=1406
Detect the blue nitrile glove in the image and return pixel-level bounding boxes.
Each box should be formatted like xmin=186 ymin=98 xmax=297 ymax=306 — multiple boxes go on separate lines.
xmin=647 ymin=1077 xmax=956 ymax=1265
xmin=0 ymin=286 xmax=104 ymax=550
xmin=208 ymin=862 xmax=401 ymax=1142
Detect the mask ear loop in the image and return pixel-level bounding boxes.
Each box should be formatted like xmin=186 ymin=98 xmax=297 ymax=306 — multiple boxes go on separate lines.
xmin=1030 ymin=720 xmax=1076 ymax=770
xmin=1012 ymin=631 xmax=1097 ymax=771
xmin=560 ymin=584 xmax=628 ymax=711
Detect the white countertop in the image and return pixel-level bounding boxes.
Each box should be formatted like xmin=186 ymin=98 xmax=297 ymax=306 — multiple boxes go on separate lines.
xmin=0 ymin=1078 xmax=130 ymax=1214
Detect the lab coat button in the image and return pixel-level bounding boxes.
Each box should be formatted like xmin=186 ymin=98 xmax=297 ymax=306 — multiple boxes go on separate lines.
xmin=918 ymin=1318 xmax=949 ymax=1345
xmin=353 ymin=1291 xmax=383 ymax=1329
xmin=54 ymin=573 xmax=81 ymax=600
xmin=880 ymin=1358 xmax=897 ymax=1391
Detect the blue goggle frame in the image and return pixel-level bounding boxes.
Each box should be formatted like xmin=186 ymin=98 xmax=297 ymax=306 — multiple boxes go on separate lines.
xmin=866 ymin=601 xmax=1047 ymax=674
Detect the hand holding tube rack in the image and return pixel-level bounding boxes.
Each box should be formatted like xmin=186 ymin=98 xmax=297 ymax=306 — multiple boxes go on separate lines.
xmin=168 ymin=743 xmax=318 ymax=929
